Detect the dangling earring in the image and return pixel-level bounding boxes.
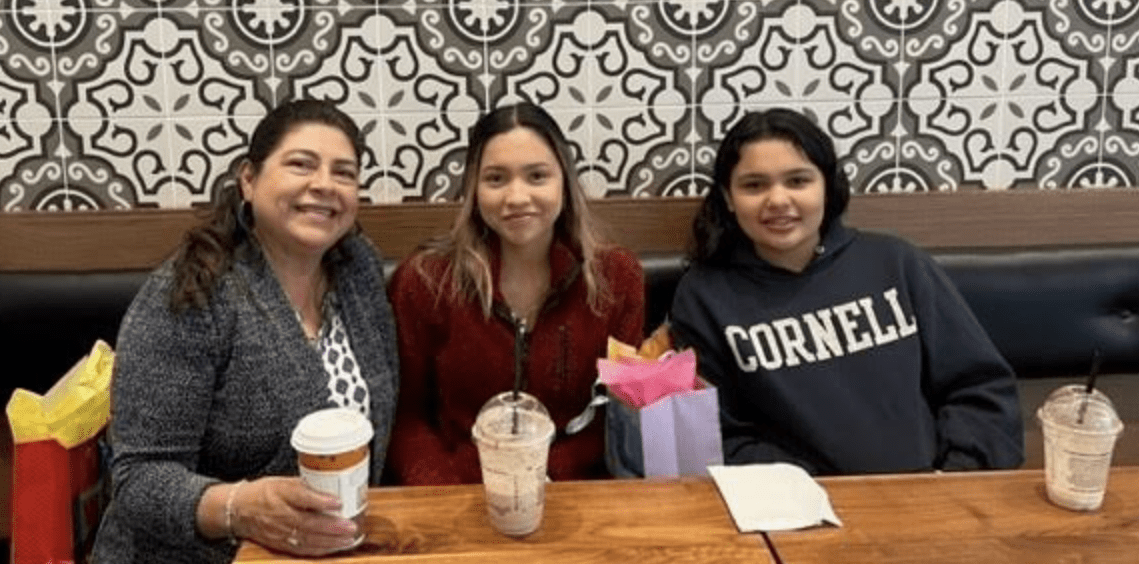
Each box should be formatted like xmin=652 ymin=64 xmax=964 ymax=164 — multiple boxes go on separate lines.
xmin=235 ymin=197 xmax=253 ymax=234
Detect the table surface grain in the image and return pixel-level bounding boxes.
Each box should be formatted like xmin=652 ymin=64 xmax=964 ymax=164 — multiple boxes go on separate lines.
xmin=766 ymin=466 xmax=1139 ymax=564
xmin=233 ymin=477 xmax=772 ymax=563
xmin=236 ymin=467 xmax=1139 ymax=564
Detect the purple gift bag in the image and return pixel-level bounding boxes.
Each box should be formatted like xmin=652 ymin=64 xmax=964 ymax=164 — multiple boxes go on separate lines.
xmin=604 ymin=378 xmax=724 ymax=478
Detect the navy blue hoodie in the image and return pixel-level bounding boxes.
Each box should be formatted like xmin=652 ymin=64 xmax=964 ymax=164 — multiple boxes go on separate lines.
xmin=670 ymin=223 xmax=1024 ymax=475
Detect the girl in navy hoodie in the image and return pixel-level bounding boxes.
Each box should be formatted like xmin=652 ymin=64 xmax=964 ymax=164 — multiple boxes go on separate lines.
xmin=670 ymin=108 xmax=1023 ymax=475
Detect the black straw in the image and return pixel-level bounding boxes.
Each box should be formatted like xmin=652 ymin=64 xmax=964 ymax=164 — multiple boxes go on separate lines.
xmin=512 ymin=319 xmax=525 ymax=434
xmin=1084 ymin=349 xmax=1103 ymax=394
xmin=1077 ymin=349 xmax=1103 ymax=424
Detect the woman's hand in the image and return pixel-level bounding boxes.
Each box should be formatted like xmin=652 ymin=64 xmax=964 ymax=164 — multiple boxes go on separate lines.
xmin=233 ymin=476 xmax=359 ymax=556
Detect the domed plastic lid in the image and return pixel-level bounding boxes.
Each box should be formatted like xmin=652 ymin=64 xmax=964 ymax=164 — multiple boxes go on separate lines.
xmin=477 ymin=391 xmax=550 ymax=418
xmin=1037 ymin=384 xmax=1123 ymax=434
xmin=291 ymin=407 xmax=374 ymax=455
xmin=473 ymin=391 xmax=554 ymax=444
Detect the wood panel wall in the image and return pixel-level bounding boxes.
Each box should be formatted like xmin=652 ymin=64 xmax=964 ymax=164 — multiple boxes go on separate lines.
xmin=2 ymin=190 xmax=1139 ymax=272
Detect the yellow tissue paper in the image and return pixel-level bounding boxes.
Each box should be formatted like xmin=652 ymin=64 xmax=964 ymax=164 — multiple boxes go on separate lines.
xmin=606 ymin=323 xmax=674 ymax=363
xmin=607 ymin=336 xmax=641 ymax=362
xmin=7 ymin=339 xmax=114 ymax=448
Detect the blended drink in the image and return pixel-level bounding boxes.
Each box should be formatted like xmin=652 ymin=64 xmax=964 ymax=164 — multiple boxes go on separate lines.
xmin=291 ymin=407 xmax=374 ymax=548
xmin=1037 ymin=385 xmax=1124 ymax=511
xmin=472 ymin=392 xmax=556 ymax=537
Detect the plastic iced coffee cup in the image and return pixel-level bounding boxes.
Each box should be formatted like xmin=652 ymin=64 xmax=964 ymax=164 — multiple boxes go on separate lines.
xmin=472 ymin=391 xmax=556 ymax=537
xmin=1036 ymin=385 xmax=1124 ymax=511
xmin=291 ymin=407 xmax=374 ymax=548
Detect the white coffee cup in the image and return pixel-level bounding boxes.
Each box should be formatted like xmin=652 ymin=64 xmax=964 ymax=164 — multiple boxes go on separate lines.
xmin=291 ymin=407 xmax=374 ymax=548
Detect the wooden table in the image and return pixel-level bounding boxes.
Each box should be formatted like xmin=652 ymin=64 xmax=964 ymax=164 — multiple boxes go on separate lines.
xmin=233 ymin=478 xmax=773 ymax=563
xmin=766 ymin=466 xmax=1139 ymax=564
xmin=235 ymin=467 xmax=1139 ymax=563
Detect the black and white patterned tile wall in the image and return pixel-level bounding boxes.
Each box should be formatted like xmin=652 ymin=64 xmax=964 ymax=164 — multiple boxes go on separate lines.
xmin=2 ymin=0 xmax=1138 ymax=211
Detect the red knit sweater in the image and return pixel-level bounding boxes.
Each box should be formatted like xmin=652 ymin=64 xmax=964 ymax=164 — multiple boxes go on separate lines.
xmin=386 ymin=240 xmax=645 ymax=485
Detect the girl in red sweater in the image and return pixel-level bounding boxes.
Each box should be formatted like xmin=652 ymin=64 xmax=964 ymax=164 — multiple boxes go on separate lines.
xmin=386 ymin=103 xmax=645 ymax=485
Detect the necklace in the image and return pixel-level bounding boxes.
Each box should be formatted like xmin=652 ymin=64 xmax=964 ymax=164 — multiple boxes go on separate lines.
xmin=295 ymin=309 xmax=320 ymax=346
xmin=292 ymin=276 xmax=329 ymax=348
xmin=294 ymin=294 xmax=330 ymax=348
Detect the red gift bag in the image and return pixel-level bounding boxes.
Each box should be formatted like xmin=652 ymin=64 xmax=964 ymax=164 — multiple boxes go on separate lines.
xmin=11 ymin=432 xmax=108 ymax=564
xmin=7 ymin=341 xmax=113 ymax=564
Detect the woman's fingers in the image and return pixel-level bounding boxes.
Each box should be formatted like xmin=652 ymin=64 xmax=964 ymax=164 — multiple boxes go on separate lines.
xmin=281 ymin=479 xmax=343 ymax=514
xmin=240 ymin=476 xmax=359 ymax=555
xmin=281 ymin=521 xmax=360 ymax=555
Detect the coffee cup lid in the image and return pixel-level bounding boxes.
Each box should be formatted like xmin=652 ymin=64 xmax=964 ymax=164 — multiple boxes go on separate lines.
xmin=291 ymin=407 xmax=374 ymax=455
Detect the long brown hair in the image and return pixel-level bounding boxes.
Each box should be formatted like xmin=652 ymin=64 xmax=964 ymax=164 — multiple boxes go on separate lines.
xmin=413 ymin=102 xmax=613 ymax=316
xmin=169 ymin=99 xmax=365 ymax=311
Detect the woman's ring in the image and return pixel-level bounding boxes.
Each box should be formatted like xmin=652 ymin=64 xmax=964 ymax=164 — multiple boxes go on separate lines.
xmin=287 ymin=528 xmax=301 ymax=548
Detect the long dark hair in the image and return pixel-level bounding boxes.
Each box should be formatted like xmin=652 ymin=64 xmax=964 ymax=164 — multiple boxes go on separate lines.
xmin=169 ymin=99 xmax=364 ymax=311
xmin=413 ymin=102 xmax=612 ymax=316
xmin=689 ymin=108 xmax=851 ymax=266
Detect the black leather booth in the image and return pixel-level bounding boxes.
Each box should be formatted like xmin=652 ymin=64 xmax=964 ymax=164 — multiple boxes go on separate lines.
xmin=4 ymin=247 xmax=1138 ymax=409
xmin=2 ymin=246 xmax=1138 ymax=463
xmin=1 ymin=271 xmax=149 ymax=400
xmin=936 ymin=248 xmax=1139 ymax=379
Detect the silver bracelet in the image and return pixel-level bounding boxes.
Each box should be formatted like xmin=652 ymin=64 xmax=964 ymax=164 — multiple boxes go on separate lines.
xmin=225 ymin=480 xmax=248 ymax=546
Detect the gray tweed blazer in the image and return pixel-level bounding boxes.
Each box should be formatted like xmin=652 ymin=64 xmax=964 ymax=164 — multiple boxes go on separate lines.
xmin=91 ymin=234 xmax=398 ymax=564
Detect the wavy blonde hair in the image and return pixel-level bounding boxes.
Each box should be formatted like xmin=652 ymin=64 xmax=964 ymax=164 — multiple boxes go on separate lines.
xmin=413 ymin=102 xmax=612 ymax=317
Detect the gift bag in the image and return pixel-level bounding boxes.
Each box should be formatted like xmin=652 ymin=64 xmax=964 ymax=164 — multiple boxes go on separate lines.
xmin=571 ymin=330 xmax=724 ymax=478
xmin=604 ymin=376 xmax=724 ymax=478
xmin=6 ymin=340 xmax=114 ymax=564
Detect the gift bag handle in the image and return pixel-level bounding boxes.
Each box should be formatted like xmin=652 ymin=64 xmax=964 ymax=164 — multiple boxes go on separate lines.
xmin=566 ymin=378 xmax=609 ymax=435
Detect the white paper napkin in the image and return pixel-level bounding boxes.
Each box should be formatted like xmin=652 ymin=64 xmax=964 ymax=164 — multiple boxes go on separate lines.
xmin=709 ymin=462 xmax=842 ymax=532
